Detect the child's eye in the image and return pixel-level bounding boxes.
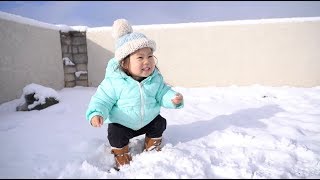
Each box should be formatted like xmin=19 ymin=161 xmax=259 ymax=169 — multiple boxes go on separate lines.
xmin=148 ymin=56 xmax=153 ymax=58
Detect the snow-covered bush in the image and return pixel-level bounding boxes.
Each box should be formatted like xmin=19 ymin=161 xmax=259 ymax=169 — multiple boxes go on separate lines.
xmin=16 ymin=83 xmax=60 ymax=111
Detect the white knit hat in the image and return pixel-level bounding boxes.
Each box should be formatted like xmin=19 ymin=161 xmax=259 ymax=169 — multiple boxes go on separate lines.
xmin=112 ymin=19 xmax=156 ymax=61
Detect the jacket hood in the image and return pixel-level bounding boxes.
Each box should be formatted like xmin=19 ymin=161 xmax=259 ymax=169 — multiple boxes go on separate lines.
xmin=105 ymin=58 xmax=126 ymax=79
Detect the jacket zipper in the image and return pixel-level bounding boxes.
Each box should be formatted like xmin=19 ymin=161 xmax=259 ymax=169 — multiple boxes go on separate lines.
xmin=137 ymin=82 xmax=145 ymax=128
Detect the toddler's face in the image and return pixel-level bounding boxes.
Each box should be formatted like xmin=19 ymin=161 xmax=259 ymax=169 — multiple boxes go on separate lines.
xmin=127 ymin=47 xmax=156 ymax=81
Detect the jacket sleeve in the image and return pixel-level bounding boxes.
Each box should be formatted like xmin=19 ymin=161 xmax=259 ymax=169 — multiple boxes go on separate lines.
xmin=85 ymin=79 xmax=117 ymax=123
xmin=156 ymin=75 xmax=184 ymax=109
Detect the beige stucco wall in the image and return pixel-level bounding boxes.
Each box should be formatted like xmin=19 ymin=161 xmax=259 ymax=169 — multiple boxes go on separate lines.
xmin=0 ymin=18 xmax=64 ymax=104
xmin=1 ymin=16 xmax=318 ymax=104
xmin=86 ymin=28 xmax=114 ymax=87
xmin=87 ymin=18 xmax=320 ymax=88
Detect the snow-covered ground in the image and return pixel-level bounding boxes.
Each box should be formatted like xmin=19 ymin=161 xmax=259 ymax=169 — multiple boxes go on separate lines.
xmin=0 ymin=85 xmax=320 ymax=178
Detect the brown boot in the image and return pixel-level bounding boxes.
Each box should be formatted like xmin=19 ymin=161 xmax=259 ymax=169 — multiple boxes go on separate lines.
xmin=111 ymin=145 xmax=132 ymax=170
xmin=144 ymin=136 xmax=162 ymax=151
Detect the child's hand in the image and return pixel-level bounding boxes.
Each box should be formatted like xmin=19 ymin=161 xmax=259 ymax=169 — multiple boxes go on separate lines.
xmin=171 ymin=93 xmax=183 ymax=105
xmin=90 ymin=115 xmax=103 ymax=127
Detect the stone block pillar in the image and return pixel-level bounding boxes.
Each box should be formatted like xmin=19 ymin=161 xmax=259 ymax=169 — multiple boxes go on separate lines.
xmin=60 ymin=31 xmax=88 ymax=87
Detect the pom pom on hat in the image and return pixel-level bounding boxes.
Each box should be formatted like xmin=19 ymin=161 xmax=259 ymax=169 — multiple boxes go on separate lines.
xmin=112 ymin=18 xmax=156 ymax=61
xmin=112 ymin=19 xmax=133 ymax=39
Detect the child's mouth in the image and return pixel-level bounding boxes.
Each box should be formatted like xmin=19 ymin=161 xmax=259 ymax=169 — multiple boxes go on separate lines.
xmin=142 ymin=67 xmax=151 ymax=71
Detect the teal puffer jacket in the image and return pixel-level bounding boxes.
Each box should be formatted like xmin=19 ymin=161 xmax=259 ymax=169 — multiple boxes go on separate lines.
xmin=86 ymin=58 xmax=183 ymax=130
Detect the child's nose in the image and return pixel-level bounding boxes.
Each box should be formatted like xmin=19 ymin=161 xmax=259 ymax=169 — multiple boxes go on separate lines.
xmin=143 ymin=58 xmax=150 ymax=64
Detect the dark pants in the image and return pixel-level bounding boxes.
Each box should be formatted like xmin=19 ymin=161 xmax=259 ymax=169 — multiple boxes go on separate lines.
xmin=108 ymin=114 xmax=167 ymax=148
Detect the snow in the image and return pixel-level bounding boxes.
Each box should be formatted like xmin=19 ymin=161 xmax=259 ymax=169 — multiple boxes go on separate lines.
xmin=18 ymin=83 xmax=60 ymax=110
xmin=1 ymin=9 xmax=320 ymax=179
xmin=0 ymin=11 xmax=87 ymax=32
xmin=0 ymin=84 xmax=320 ymax=178
xmin=75 ymin=71 xmax=88 ymax=78
xmin=63 ymin=57 xmax=75 ymax=66
xmin=1 ymin=10 xmax=320 ymax=33
xmin=88 ymin=16 xmax=320 ymax=32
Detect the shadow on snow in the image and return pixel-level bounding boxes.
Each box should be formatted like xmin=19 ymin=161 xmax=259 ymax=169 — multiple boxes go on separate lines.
xmin=165 ymin=104 xmax=283 ymax=145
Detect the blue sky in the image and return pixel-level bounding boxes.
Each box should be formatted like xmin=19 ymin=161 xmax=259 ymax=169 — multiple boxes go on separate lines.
xmin=1 ymin=1 xmax=320 ymax=27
